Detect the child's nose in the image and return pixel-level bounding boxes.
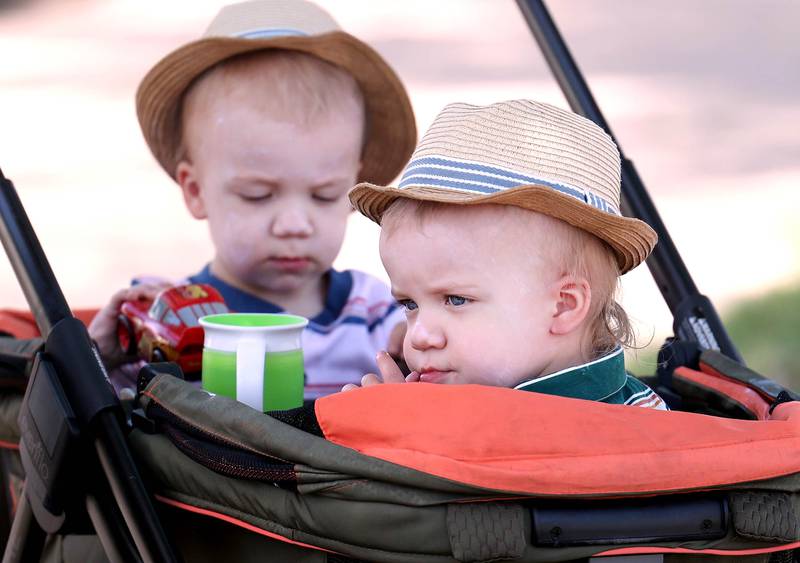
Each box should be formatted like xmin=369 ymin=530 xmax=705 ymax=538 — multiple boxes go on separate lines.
xmin=271 ymin=208 xmax=313 ymax=238
xmin=409 ymin=316 xmax=446 ymax=351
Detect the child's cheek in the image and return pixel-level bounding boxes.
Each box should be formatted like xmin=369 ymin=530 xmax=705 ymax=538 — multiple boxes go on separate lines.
xmin=402 ymin=335 xmax=418 ymax=372
xmin=216 ymin=209 xmax=263 ymax=264
xmin=469 ymin=323 xmax=520 ymax=387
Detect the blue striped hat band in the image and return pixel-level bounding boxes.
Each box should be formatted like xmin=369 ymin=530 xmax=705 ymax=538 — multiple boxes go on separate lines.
xmin=398 ymin=155 xmax=621 ymax=216
xmin=235 ymin=28 xmax=309 ymax=39
xmin=201 ymin=0 xmax=340 ymax=40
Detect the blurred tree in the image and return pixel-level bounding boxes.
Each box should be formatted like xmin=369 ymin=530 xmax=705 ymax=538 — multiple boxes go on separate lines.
xmin=626 ymin=282 xmax=800 ymax=393
xmin=724 ymin=283 xmax=800 ymax=390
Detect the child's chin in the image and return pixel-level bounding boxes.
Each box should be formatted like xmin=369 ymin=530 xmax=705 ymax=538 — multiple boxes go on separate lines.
xmin=246 ymin=274 xmax=314 ymax=295
xmin=260 ymin=266 xmax=317 ymax=284
xmin=266 ymin=257 xmax=314 ymax=274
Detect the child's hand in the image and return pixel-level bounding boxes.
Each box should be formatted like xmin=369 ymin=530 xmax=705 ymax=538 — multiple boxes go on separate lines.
xmin=342 ymin=351 xmax=419 ymax=392
xmin=386 ymin=322 xmax=406 ymax=358
xmin=88 ymin=283 xmax=169 ymax=369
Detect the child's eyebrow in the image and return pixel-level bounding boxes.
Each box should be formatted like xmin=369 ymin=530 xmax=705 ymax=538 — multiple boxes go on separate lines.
xmin=390 ymin=288 xmax=406 ymax=300
xmin=310 ymin=177 xmax=352 ymax=190
xmin=427 ymin=283 xmax=480 ymax=295
xmin=228 ymin=175 xmax=280 ymax=188
xmin=390 ymin=283 xmax=480 ymax=300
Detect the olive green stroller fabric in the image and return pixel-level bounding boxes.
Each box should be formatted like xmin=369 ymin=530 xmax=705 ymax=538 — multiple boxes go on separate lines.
xmin=124 ymin=374 xmax=800 ymax=563
xmin=1 ymin=372 xmax=799 ymax=562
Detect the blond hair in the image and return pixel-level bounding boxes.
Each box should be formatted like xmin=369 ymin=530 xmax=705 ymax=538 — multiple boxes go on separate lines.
xmin=381 ymin=200 xmax=633 ymax=356
xmin=542 ymin=210 xmax=633 ymax=355
xmin=178 ymin=49 xmax=365 ymax=162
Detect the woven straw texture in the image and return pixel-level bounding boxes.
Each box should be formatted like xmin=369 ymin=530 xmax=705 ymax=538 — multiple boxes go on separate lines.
xmin=414 ymin=101 xmax=622 ymax=211
xmin=204 ymin=0 xmax=338 ymax=37
xmin=136 ymin=0 xmax=416 ymax=185
xmin=349 ymin=100 xmax=657 ymax=273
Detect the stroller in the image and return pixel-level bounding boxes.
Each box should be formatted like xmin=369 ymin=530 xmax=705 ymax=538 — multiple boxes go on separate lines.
xmin=1 ymin=1 xmax=798 ymax=561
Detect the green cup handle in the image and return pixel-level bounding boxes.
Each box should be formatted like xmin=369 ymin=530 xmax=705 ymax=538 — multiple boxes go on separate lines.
xmin=236 ymin=338 xmax=265 ymax=411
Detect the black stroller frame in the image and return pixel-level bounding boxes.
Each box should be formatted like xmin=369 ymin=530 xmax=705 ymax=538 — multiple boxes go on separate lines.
xmin=516 ymin=0 xmax=742 ymax=364
xmin=0 ymin=171 xmax=180 ymax=562
xmin=0 ymin=1 xmax=796 ymax=562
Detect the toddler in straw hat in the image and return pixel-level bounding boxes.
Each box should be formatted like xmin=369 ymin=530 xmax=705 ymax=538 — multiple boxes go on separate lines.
xmin=344 ymin=100 xmax=667 ymax=409
xmin=89 ymin=0 xmax=416 ymax=399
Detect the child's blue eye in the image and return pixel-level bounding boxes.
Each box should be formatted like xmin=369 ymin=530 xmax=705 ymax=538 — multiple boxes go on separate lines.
xmin=446 ymin=295 xmax=469 ymax=306
xmin=398 ymin=299 xmax=418 ymax=312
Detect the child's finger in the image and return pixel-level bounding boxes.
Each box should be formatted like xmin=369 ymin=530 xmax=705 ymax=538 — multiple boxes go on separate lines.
xmin=405 ymin=371 xmax=420 ymax=382
xmin=341 ymin=383 xmax=360 ymax=392
xmin=361 ymin=373 xmax=381 ymax=387
xmin=386 ymin=322 xmax=406 ymax=357
xmin=376 ymin=351 xmax=405 ymax=383
xmin=128 ymin=283 xmax=166 ymax=302
xmin=107 ymin=287 xmax=134 ymax=310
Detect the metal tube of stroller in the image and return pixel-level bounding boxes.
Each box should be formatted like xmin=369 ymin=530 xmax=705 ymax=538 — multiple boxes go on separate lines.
xmin=515 ymin=0 xmax=742 ymax=362
xmin=1 ymin=491 xmax=45 ymax=563
xmin=0 ymin=169 xmax=180 ymax=562
xmin=95 ymin=414 xmax=179 ymax=563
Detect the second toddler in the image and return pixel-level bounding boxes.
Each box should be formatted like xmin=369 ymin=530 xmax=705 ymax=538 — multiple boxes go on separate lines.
xmin=90 ymin=0 xmax=416 ymax=398
xmin=346 ymin=100 xmax=666 ymax=409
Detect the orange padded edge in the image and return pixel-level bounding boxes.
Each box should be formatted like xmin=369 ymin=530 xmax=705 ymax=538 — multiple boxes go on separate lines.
xmin=674 ymin=366 xmax=772 ymax=420
xmin=0 ymin=309 xmax=99 ymax=338
xmin=156 ymin=495 xmax=337 ymax=554
xmin=596 ymin=542 xmax=800 ymax=557
xmin=316 ymin=384 xmax=800 ymax=496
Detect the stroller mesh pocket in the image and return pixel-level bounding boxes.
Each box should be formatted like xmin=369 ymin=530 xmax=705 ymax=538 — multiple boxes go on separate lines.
xmin=147 ymin=401 xmax=298 ymax=488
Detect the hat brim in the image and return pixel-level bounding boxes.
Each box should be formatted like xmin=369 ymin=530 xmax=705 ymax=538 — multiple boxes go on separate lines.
xmin=136 ymin=31 xmax=416 ymax=185
xmin=349 ymin=182 xmax=657 ymax=274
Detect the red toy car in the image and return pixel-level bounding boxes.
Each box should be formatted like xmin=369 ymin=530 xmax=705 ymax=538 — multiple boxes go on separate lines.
xmin=117 ymin=283 xmax=229 ymax=374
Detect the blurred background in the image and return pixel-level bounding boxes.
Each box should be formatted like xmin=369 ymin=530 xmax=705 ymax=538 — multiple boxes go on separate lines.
xmin=0 ymin=0 xmax=798 ymax=386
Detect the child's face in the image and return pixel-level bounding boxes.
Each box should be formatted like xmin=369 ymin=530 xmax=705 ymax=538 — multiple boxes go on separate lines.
xmin=380 ymin=205 xmax=572 ymax=388
xmin=178 ymin=94 xmax=362 ymax=296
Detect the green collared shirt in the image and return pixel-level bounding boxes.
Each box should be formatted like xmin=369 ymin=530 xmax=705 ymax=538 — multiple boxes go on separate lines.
xmin=514 ymin=347 xmax=668 ymax=410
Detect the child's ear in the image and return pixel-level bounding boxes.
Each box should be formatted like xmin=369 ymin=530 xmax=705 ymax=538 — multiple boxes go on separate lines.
xmin=549 ymin=275 xmax=592 ymax=336
xmin=175 ymin=161 xmax=207 ymax=220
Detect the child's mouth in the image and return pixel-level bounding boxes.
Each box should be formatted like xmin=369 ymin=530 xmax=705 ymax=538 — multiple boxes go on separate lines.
xmin=269 ymin=256 xmax=311 ymax=272
xmin=418 ymin=369 xmax=454 ymax=384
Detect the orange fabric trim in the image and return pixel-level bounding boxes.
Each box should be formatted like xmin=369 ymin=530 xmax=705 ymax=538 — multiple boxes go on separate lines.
xmin=674 ymin=366 xmax=772 ymax=420
xmin=0 ymin=308 xmax=99 ymax=339
xmin=0 ymin=440 xmax=19 ymax=450
xmin=699 ymin=361 xmax=776 ymax=403
xmin=316 ymin=384 xmax=800 ymax=496
xmin=0 ymin=310 xmax=42 ymax=339
xmin=596 ymin=542 xmax=800 ymax=557
xmin=155 ymin=495 xmax=336 ymax=554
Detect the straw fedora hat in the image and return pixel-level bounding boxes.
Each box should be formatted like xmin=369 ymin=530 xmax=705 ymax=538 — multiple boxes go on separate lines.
xmin=136 ymin=0 xmax=416 ymax=185
xmin=349 ymin=100 xmax=657 ymax=273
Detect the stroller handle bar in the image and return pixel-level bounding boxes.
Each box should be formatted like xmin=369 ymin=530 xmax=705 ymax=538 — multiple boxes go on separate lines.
xmin=0 ymin=168 xmax=179 ymax=562
xmin=516 ymin=0 xmax=743 ymax=363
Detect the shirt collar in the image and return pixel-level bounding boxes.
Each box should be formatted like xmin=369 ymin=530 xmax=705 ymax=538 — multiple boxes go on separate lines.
xmin=513 ymin=346 xmax=627 ymax=401
xmin=188 ymin=264 xmax=353 ymax=326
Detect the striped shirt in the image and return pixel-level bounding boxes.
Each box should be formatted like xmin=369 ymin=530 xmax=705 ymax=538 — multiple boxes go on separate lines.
xmin=190 ymin=266 xmax=404 ymax=400
xmin=514 ymin=347 xmax=668 ymax=410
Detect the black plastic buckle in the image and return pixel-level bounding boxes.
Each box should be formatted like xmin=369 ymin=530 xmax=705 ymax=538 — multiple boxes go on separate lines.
xmin=769 ymin=390 xmax=795 ymax=416
xmin=18 ymin=353 xmax=80 ymax=533
xmin=136 ymin=362 xmax=185 ymax=398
